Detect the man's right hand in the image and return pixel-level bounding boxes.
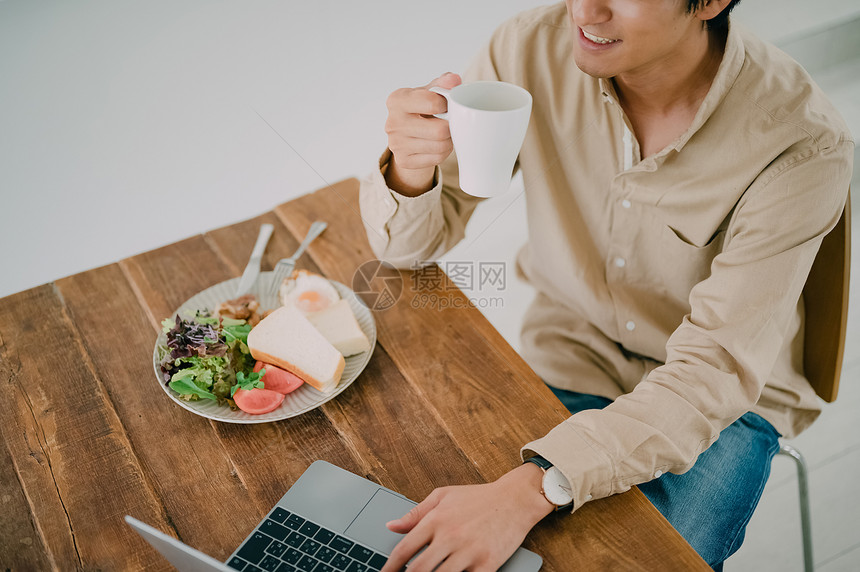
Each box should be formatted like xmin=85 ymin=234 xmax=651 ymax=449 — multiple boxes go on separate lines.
xmin=384 ymin=72 xmax=462 ymax=197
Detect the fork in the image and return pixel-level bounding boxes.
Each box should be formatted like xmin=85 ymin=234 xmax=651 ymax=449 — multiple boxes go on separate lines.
xmin=269 ymin=221 xmax=328 ymax=297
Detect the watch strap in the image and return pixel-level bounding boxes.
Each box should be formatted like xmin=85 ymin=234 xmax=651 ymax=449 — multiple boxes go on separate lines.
xmin=524 ymin=455 xmax=553 ymax=471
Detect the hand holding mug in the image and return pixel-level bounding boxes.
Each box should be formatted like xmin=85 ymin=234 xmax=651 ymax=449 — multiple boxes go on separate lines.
xmin=384 ymin=74 xmax=532 ymax=199
xmin=384 ymin=73 xmax=463 ymax=196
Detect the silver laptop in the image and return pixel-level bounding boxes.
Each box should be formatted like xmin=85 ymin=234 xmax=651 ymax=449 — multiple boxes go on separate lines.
xmin=126 ymin=460 xmax=543 ymax=571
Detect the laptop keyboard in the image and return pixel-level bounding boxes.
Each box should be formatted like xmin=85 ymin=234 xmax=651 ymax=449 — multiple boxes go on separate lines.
xmin=226 ymin=507 xmax=389 ymax=572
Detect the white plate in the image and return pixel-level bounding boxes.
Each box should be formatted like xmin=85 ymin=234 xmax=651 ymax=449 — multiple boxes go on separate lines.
xmin=152 ymin=272 xmax=376 ymax=423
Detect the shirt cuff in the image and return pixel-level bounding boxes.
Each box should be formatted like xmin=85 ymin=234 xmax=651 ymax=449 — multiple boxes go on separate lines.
xmin=378 ymin=149 xmax=444 ymax=215
xmin=362 ymin=149 xmax=445 ymax=223
xmin=521 ymin=418 xmax=616 ymax=512
xmin=359 ymin=149 xmax=446 ymax=265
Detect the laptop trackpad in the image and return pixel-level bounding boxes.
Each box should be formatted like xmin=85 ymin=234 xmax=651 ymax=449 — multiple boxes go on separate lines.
xmin=345 ymin=489 xmax=416 ymax=554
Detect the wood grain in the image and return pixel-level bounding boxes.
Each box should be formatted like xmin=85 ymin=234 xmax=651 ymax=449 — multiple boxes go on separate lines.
xmin=317 ymin=343 xmax=485 ymax=500
xmin=55 ymin=264 xmax=261 ymax=559
xmin=118 ymin=234 xmax=235 ymax=329
xmin=0 ymin=285 xmax=169 ymax=571
xmin=0 ymin=437 xmax=52 ymax=571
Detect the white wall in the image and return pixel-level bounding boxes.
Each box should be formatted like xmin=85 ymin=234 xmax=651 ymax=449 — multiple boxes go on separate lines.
xmin=0 ymin=0 xmax=539 ymax=297
xmin=733 ymin=0 xmax=860 ymax=42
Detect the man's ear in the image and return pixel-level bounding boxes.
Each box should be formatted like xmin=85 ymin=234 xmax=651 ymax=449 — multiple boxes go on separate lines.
xmin=694 ymin=0 xmax=734 ymax=22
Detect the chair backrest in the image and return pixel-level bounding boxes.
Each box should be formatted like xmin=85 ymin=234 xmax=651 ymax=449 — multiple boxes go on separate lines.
xmin=802 ymin=192 xmax=851 ymax=403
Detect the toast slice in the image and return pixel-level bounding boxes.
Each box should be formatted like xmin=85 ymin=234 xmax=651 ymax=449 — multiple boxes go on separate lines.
xmin=307 ymin=299 xmax=371 ymax=357
xmin=247 ymin=306 xmax=345 ymax=394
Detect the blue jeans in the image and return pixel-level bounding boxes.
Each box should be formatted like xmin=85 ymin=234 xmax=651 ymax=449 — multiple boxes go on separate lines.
xmin=548 ymin=386 xmax=781 ymax=571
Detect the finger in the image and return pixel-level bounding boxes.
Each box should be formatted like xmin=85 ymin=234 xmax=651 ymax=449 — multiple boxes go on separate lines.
xmin=387 ymin=87 xmax=449 ymax=117
xmin=387 ymin=115 xmax=451 ymax=142
xmin=426 ymin=71 xmax=463 ymax=90
xmin=387 ymin=490 xmax=443 ymax=533
xmin=400 ymin=115 xmax=451 ymax=140
xmin=434 ymin=551 xmax=475 ymax=572
xmin=404 ymin=541 xmax=451 ymax=572
xmin=380 ymin=526 xmax=433 ymax=572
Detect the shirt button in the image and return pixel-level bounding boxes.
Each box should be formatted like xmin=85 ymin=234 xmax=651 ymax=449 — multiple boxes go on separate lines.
xmin=626 ymin=321 xmax=636 ymax=332
xmin=622 ymin=199 xmax=631 ymax=209
xmin=585 ymin=494 xmax=593 ymax=501
xmin=654 ymin=470 xmax=663 ymax=478
xmin=614 ymin=257 xmax=626 ymax=268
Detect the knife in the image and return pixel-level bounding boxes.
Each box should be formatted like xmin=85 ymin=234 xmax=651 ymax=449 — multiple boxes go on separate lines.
xmin=235 ymin=223 xmax=275 ymax=296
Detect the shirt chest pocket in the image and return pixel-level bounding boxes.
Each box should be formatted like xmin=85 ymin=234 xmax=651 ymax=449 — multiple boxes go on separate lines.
xmin=631 ymin=218 xmax=726 ymax=308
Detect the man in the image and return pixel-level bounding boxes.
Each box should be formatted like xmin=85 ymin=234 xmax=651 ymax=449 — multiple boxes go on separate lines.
xmin=359 ymin=1 xmax=854 ymax=570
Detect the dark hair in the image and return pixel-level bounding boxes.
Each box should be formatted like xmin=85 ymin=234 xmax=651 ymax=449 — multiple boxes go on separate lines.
xmin=687 ymin=0 xmax=741 ymax=30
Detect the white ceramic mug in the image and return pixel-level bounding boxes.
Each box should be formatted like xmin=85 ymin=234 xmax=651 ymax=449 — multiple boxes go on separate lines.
xmin=430 ymin=81 xmax=532 ymax=198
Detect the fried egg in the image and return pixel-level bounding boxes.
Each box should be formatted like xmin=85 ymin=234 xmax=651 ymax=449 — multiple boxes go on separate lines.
xmin=278 ymin=269 xmax=340 ymax=314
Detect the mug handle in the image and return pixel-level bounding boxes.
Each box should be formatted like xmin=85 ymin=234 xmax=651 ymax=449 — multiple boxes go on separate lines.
xmin=428 ymin=86 xmax=451 ymax=120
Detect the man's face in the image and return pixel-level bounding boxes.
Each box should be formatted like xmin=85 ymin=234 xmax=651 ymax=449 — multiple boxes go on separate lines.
xmin=565 ymin=0 xmax=705 ymax=79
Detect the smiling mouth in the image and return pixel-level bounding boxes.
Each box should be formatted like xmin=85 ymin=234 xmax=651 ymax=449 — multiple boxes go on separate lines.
xmin=582 ymin=29 xmax=619 ymax=45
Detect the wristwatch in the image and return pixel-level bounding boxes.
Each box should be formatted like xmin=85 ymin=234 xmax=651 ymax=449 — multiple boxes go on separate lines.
xmin=525 ymin=455 xmax=574 ymax=511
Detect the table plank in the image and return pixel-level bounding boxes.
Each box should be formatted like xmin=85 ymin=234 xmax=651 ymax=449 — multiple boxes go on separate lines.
xmin=320 ymin=343 xmax=485 ymax=500
xmin=527 ymin=485 xmax=716 ymax=570
xmin=274 ymin=179 xmax=710 ymax=571
xmin=0 ymin=285 xmax=169 ymax=570
xmin=0 ymin=438 xmax=52 ymax=571
xmin=55 ymin=264 xmax=262 ymax=559
xmin=0 ymin=287 xmax=78 ymax=570
xmin=119 ymin=234 xmax=236 ymax=329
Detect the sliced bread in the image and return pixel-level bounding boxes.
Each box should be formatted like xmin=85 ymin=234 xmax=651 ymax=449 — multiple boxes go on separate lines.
xmin=247 ymin=306 xmax=345 ymax=394
xmin=306 ymin=299 xmax=371 ymax=357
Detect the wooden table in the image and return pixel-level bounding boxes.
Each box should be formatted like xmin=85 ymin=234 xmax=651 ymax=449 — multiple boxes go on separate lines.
xmin=0 ymin=179 xmax=709 ymax=571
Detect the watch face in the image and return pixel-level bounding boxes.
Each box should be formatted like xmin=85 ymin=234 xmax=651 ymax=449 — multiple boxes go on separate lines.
xmin=543 ymin=466 xmax=574 ymax=506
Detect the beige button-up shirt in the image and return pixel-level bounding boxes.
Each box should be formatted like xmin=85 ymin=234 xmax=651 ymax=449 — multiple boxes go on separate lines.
xmin=359 ymin=3 xmax=853 ymax=511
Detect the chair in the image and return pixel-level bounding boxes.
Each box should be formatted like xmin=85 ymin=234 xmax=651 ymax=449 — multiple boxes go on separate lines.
xmin=778 ymin=192 xmax=851 ymax=572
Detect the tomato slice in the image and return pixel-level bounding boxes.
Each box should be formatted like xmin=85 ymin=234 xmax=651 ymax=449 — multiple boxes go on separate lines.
xmin=233 ymin=387 xmax=285 ymax=415
xmin=253 ymin=360 xmax=305 ymax=395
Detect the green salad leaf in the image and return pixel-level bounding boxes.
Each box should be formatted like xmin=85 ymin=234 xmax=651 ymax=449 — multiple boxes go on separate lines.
xmin=231 ymin=369 xmax=266 ymax=397
xmin=222 ymin=319 xmax=253 ymax=353
xmin=165 ymin=355 xmax=230 ymax=401
xmin=168 ymin=378 xmax=217 ymax=401
xmin=159 ymin=309 xmax=264 ymax=408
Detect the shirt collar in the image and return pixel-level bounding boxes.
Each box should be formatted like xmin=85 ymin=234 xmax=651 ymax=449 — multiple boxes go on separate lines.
xmin=597 ymin=21 xmax=746 ymax=154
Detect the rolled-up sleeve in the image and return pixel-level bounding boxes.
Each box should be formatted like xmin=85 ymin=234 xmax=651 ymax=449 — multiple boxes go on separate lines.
xmin=358 ymin=150 xmax=485 ymax=268
xmin=523 ymin=139 xmax=853 ymax=512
